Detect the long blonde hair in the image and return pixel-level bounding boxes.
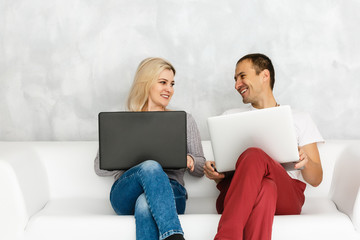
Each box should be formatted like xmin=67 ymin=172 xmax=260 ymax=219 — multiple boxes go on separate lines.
xmin=127 ymin=57 xmax=176 ymax=111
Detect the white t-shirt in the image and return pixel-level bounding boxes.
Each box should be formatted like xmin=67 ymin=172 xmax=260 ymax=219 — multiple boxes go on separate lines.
xmin=223 ymin=105 xmax=324 ymax=180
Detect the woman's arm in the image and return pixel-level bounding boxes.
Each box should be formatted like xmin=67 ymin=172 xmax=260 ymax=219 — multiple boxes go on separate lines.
xmin=186 ymin=113 xmax=206 ymax=177
xmin=94 ymin=150 xmax=123 ymax=177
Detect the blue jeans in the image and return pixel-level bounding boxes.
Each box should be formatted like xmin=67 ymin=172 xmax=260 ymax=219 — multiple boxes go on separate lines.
xmin=110 ymin=160 xmax=187 ymax=240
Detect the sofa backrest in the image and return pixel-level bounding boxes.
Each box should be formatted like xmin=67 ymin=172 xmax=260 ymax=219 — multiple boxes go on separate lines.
xmin=33 ymin=141 xmax=219 ymax=199
xmin=2 ymin=140 xmax=358 ymax=200
xmin=31 ymin=141 xmax=114 ymax=199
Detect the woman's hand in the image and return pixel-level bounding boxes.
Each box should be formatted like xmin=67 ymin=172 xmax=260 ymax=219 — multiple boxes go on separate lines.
xmin=187 ymin=155 xmax=195 ymax=172
xmin=203 ymin=161 xmax=225 ymax=184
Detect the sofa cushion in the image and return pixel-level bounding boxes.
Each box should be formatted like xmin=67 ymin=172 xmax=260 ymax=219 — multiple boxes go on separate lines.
xmin=272 ymin=213 xmax=357 ymax=240
xmin=25 ymin=198 xmax=134 ymax=239
xmin=24 ymin=197 xmax=358 ymax=240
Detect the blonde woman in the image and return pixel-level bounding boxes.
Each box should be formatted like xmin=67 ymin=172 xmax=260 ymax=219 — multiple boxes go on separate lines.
xmin=94 ymin=57 xmax=205 ymax=240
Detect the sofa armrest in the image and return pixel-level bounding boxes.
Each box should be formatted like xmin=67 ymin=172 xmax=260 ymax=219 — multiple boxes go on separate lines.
xmin=330 ymin=144 xmax=360 ymax=231
xmin=0 ymin=145 xmax=49 ymax=239
xmin=353 ymin=187 xmax=360 ymax=231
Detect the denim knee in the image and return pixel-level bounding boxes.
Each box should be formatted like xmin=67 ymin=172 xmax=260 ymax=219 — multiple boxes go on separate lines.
xmin=139 ymin=160 xmax=165 ymax=178
xmin=140 ymin=160 xmax=162 ymax=171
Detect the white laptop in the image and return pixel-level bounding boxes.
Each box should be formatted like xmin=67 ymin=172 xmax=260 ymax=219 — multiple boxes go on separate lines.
xmin=207 ymin=105 xmax=299 ymax=172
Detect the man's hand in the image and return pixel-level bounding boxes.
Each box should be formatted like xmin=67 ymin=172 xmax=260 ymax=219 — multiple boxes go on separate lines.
xmin=295 ymin=147 xmax=309 ymax=170
xmin=187 ymin=155 xmax=195 ymax=172
xmin=296 ymin=143 xmax=323 ymax=187
xmin=204 ymin=161 xmax=225 ymax=184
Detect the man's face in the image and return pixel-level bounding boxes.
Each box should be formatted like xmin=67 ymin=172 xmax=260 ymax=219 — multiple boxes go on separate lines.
xmin=234 ymin=60 xmax=264 ymax=104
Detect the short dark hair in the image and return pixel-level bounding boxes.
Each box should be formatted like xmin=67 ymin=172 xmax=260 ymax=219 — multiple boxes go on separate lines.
xmin=237 ymin=53 xmax=275 ymax=90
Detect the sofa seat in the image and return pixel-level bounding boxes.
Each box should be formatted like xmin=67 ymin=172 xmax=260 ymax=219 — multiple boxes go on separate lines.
xmin=1 ymin=141 xmax=360 ymax=239
xmin=25 ymin=198 xmax=131 ymax=239
xmin=24 ymin=197 xmax=220 ymax=240
xmin=23 ymin=196 xmax=356 ymax=240
xmin=272 ymin=197 xmax=358 ymax=240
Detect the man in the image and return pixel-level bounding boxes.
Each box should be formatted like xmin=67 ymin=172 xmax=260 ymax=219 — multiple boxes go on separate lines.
xmin=204 ymin=53 xmax=324 ymax=240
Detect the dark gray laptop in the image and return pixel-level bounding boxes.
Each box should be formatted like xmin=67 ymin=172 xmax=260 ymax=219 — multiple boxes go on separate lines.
xmin=98 ymin=111 xmax=187 ymax=170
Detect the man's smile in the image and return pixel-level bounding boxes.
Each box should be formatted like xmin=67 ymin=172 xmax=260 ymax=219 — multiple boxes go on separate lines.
xmin=239 ymin=87 xmax=248 ymax=96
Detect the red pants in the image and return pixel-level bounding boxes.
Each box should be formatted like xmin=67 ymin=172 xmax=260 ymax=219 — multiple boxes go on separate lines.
xmin=215 ymin=148 xmax=306 ymax=240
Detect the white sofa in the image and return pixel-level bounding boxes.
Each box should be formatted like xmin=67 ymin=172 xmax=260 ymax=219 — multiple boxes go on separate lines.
xmin=1 ymin=140 xmax=360 ymax=240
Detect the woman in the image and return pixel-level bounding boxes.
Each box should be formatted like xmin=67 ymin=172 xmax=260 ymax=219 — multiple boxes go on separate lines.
xmin=94 ymin=57 xmax=205 ymax=240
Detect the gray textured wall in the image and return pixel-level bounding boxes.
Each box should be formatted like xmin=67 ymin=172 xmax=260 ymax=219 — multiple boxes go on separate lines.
xmin=1 ymin=0 xmax=359 ymax=141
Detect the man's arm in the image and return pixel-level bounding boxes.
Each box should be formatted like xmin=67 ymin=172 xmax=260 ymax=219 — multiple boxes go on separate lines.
xmin=295 ymin=142 xmax=323 ymax=187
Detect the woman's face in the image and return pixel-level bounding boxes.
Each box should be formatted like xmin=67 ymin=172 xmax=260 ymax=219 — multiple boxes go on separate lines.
xmin=147 ymin=69 xmax=175 ymax=111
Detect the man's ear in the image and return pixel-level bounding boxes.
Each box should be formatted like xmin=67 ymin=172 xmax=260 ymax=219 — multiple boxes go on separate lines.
xmin=261 ymin=69 xmax=271 ymax=85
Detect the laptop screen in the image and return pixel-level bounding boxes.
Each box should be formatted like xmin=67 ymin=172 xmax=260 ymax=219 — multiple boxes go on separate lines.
xmin=98 ymin=111 xmax=187 ymax=170
xmin=207 ymin=106 xmax=299 ymax=172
